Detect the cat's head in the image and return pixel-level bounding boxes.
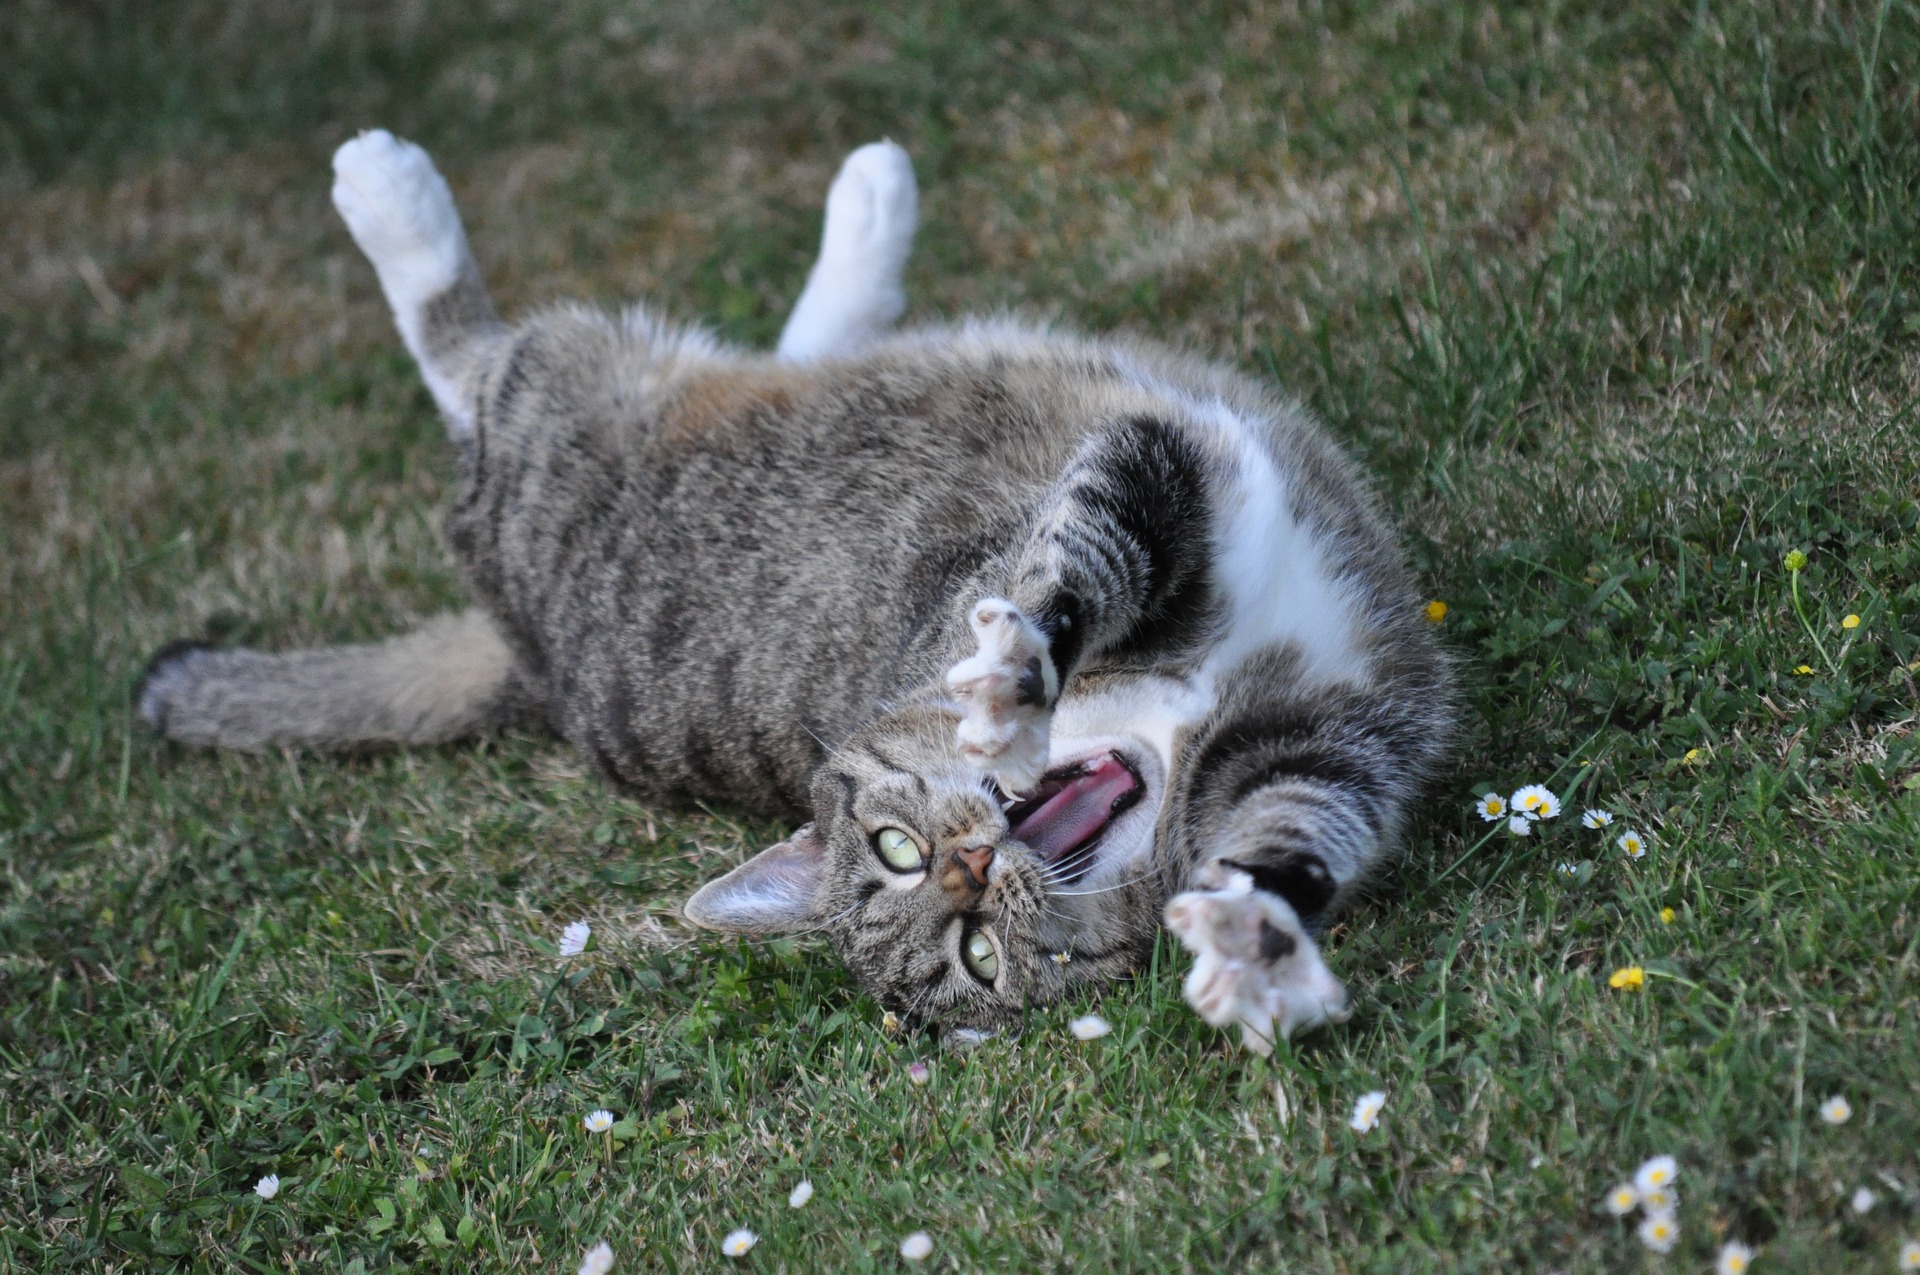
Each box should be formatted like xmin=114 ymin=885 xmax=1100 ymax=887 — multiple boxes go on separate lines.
xmin=683 ymin=702 xmax=1169 ymax=1029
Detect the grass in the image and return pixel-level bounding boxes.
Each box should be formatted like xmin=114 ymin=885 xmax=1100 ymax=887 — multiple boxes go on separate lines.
xmin=2 ymin=0 xmax=1917 ymax=1270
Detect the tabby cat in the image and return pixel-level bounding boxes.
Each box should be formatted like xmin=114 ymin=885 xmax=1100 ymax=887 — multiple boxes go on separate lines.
xmin=139 ymin=132 xmax=1455 ymax=1051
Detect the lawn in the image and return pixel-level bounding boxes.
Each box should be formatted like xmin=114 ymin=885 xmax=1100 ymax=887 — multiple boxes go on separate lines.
xmin=2 ymin=1 xmax=1917 ymax=1270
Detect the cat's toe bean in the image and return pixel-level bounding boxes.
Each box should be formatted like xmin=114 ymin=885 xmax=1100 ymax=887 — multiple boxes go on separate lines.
xmin=946 ymin=597 xmax=1054 ymax=792
xmin=1166 ymin=884 xmax=1349 ymax=1055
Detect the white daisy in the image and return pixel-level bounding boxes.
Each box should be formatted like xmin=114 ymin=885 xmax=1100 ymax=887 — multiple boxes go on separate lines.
xmin=1511 ymin=784 xmax=1562 ymax=820
xmin=907 ymin=1061 xmax=931 ymax=1086
xmin=253 ymin=1173 xmax=280 ymax=1201
xmin=1070 ymin=1014 xmax=1111 ymax=1040
xmin=1818 ymin=1094 xmax=1852 ymax=1124
xmin=1349 ymin=1090 xmax=1386 ymax=1133
xmin=583 ymin=1109 xmax=614 ymax=1134
xmin=1581 ymin=808 xmax=1614 ymax=828
xmin=1900 ymin=1240 xmax=1920 ymax=1272
xmin=1640 ymin=1185 xmax=1678 ymax=1214
xmin=788 ymin=1179 xmax=814 ymax=1208
xmin=1556 ymin=862 xmax=1579 ymax=881
xmin=1603 ymin=1182 xmax=1640 ymax=1216
xmin=559 ymin=920 xmax=592 ymax=957
xmin=1716 ymin=1241 xmax=1754 ymax=1274
xmin=1509 ymin=815 xmax=1533 ymax=837
xmin=1851 ymin=1186 xmax=1876 ymax=1214
xmin=1634 ymin=1154 xmax=1679 ymax=1194
xmin=1638 ymin=1210 xmax=1680 ymax=1254
xmin=721 ymin=1229 xmax=757 ymax=1258
xmin=1617 ymin=829 xmax=1648 ymax=860
xmin=578 ymin=1241 xmax=615 ymax=1275
xmin=1475 ymin=792 xmax=1508 ymax=822
xmin=900 ymin=1232 xmax=934 ymax=1262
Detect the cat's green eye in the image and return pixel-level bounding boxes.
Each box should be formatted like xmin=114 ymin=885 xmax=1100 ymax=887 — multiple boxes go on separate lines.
xmin=874 ymin=827 xmax=923 ymax=873
xmin=962 ymin=929 xmax=1000 ymax=982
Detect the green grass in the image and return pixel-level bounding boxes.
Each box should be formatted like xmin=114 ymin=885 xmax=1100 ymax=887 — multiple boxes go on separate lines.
xmin=3 ymin=1 xmax=1917 ymax=1270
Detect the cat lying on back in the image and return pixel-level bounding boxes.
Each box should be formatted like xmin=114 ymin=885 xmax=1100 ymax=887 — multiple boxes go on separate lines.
xmin=139 ymin=131 xmax=1455 ymax=1052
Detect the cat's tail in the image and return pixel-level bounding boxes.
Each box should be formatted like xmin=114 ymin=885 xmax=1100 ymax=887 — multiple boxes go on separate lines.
xmin=137 ymin=610 xmax=537 ymax=751
xmin=331 ymin=129 xmax=506 ymax=441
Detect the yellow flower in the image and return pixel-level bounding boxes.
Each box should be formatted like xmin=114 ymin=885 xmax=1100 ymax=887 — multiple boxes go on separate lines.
xmin=1659 ymin=907 xmax=1677 ymax=925
xmin=1793 ymin=664 xmax=1814 ymax=675
xmin=1609 ymin=966 xmax=1646 ymax=991
xmin=1784 ymin=549 xmax=1807 ymax=572
xmin=1683 ymin=747 xmax=1706 ymax=766
xmin=1424 ymin=599 xmax=1449 ymax=623
xmin=1841 ymin=613 xmax=1861 ymax=630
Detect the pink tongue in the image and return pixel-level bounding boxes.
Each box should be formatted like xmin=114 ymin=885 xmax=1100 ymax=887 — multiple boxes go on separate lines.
xmin=1010 ymin=757 xmax=1137 ymax=859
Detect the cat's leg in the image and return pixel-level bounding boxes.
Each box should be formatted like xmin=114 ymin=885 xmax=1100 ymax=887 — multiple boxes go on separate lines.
xmin=331 ymin=129 xmax=506 ymax=437
xmin=1162 ymin=659 xmax=1452 ymax=1053
xmin=776 ymin=142 xmax=917 ymax=361
xmin=138 ymin=611 xmax=538 ymax=750
xmin=947 ymin=417 xmax=1216 ymax=793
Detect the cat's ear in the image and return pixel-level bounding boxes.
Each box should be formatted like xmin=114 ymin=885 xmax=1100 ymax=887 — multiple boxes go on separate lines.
xmin=683 ymin=825 xmax=827 ymax=934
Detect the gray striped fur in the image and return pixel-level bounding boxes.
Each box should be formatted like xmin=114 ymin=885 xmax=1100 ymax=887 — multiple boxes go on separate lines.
xmin=140 ymin=137 xmax=1456 ymax=1038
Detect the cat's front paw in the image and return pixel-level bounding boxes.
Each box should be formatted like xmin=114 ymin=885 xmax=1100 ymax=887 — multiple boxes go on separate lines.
xmin=1164 ymin=873 xmax=1350 ymax=1056
xmin=945 ymin=598 xmax=1054 ymax=795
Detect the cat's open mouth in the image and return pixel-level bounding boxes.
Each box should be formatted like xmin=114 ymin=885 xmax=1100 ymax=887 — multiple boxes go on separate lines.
xmin=1004 ymin=752 xmax=1143 ymax=884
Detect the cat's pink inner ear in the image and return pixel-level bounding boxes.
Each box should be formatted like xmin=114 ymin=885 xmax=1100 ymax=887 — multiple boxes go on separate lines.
xmin=682 ymin=824 xmax=826 ymax=934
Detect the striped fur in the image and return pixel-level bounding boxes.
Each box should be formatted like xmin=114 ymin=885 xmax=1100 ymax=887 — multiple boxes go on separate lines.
xmin=140 ymin=134 xmax=1457 ymax=1043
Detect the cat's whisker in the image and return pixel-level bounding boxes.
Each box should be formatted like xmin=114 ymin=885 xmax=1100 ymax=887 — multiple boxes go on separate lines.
xmin=1047 ymin=872 xmax=1157 ymax=898
xmin=1040 ymin=840 xmax=1105 ymax=880
xmin=800 ymin=722 xmax=855 ymax=767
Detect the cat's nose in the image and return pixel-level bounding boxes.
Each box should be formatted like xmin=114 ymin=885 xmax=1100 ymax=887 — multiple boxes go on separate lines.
xmin=952 ymin=844 xmax=994 ymax=887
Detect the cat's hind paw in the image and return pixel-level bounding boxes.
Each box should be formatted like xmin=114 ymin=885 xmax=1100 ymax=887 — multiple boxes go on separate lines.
xmin=331 ymin=129 xmax=469 ymax=308
xmin=1164 ymin=874 xmax=1350 ymax=1057
xmin=945 ymin=598 xmax=1054 ymax=795
xmin=816 ymin=141 xmax=917 ymax=292
xmin=777 ymin=141 xmax=918 ymax=361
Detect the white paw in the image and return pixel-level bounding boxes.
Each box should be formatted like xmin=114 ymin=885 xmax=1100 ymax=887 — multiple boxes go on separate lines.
xmin=331 ymin=129 xmax=468 ymax=310
xmin=945 ymin=598 xmax=1054 ymax=795
xmin=1164 ymin=875 xmax=1350 ymax=1057
xmin=776 ymin=141 xmax=917 ymax=361
xmin=817 ymin=140 xmax=917 ymax=286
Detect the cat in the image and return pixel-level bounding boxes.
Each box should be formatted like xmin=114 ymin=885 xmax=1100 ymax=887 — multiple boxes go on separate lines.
xmin=138 ymin=130 xmax=1456 ymax=1053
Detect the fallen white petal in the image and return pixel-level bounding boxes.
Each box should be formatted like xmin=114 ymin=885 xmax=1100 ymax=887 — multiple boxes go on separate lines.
xmin=1069 ymin=1014 xmax=1111 ymax=1040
